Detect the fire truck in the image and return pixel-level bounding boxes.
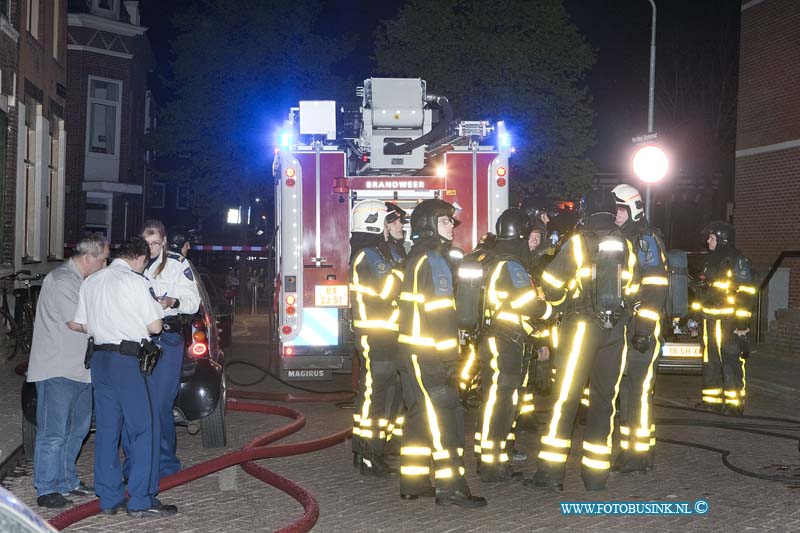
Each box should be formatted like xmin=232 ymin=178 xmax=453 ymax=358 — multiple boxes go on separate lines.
xmin=272 ymin=78 xmax=511 ymax=379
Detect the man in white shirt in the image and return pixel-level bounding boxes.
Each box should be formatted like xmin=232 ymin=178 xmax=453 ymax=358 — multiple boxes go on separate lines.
xmin=27 ymin=233 xmax=109 ymax=509
xmin=70 ymin=237 xmax=176 ymax=518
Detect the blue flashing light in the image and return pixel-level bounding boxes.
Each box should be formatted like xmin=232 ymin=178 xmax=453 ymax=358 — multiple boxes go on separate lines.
xmin=279 ymin=131 xmax=292 ymax=148
xmin=499 ymin=132 xmax=511 ymax=148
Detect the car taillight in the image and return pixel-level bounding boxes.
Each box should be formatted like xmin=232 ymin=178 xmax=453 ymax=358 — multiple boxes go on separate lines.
xmin=193 ymin=330 xmax=207 ymax=342
xmin=190 ymin=342 xmax=208 ymax=357
xmin=192 ymin=318 xmax=205 ymax=329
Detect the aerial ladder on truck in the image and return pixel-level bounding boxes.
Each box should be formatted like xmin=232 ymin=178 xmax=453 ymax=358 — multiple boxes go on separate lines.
xmin=272 ymin=78 xmax=511 ymax=380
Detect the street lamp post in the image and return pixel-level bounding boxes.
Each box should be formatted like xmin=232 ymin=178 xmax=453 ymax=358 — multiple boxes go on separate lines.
xmin=645 ymin=0 xmax=657 ymax=217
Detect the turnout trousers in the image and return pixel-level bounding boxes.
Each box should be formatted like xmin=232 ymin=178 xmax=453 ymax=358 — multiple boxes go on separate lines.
xmin=475 ymin=335 xmax=524 ymax=476
xmin=352 ymin=332 xmax=402 ymax=462
xmin=701 ymin=318 xmax=746 ymax=410
xmin=398 ymin=353 xmax=469 ymax=496
xmin=617 ymin=319 xmax=662 ymax=469
xmin=535 ymin=316 xmax=628 ymax=489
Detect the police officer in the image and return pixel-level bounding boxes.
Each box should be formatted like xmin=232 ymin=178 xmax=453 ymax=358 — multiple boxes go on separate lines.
xmin=397 ymin=199 xmax=486 ymax=508
xmin=526 ymin=190 xmax=639 ymax=492
xmin=611 ymin=184 xmax=669 ymax=472
xmin=348 ymin=200 xmax=403 ymax=476
xmin=168 ymin=229 xmax=196 ymax=258
xmin=69 ymin=237 xmax=177 ymax=517
xmin=476 ymin=208 xmax=552 ymax=482
xmin=141 ymin=220 xmax=201 ymax=477
xmin=693 ymin=221 xmax=755 ymax=416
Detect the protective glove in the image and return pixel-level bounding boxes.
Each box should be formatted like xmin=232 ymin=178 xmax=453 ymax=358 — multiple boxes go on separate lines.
xmin=532 ymin=356 xmax=552 ymax=395
xmin=631 ymin=315 xmax=656 ymax=354
xmin=734 ymin=329 xmax=751 ymax=359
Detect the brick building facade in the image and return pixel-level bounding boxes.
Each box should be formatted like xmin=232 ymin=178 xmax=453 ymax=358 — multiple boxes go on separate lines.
xmin=10 ymin=0 xmax=67 ymax=275
xmin=0 ymin=1 xmax=19 ymax=268
xmin=64 ymin=0 xmax=151 ymax=246
xmin=735 ymin=0 xmax=800 ymax=353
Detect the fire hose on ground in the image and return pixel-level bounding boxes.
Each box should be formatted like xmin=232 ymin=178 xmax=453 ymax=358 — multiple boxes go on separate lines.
xmin=48 ymin=388 xmax=355 ymax=532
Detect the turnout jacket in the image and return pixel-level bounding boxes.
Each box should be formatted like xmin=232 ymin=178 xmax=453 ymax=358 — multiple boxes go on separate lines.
xmin=485 ymin=256 xmax=553 ymax=337
xmin=397 ymin=243 xmax=459 ymax=360
xmin=349 ymin=246 xmax=403 ymax=334
xmin=692 ymin=246 xmax=756 ymax=328
xmin=539 ymin=229 xmax=639 ymax=316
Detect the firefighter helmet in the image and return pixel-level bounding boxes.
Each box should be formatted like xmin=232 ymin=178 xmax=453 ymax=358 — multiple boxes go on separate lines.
xmin=351 ymin=200 xmax=388 ymax=234
xmin=584 ymin=189 xmax=617 ymax=218
xmin=385 ymin=202 xmax=408 ymax=224
xmin=611 ymin=184 xmax=645 ymax=223
xmin=496 ymin=208 xmax=529 ymax=240
xmin=706 ymin=220 xmax=735 ymax=247
xmin=521 ymin=195 xmax=554 ymax=225
xmin=410 ymin=199 xmax=455 ymax=241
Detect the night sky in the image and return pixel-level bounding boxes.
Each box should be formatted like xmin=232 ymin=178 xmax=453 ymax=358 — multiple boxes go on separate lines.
xmin=138 ymin=0 xmax=740 ymax=176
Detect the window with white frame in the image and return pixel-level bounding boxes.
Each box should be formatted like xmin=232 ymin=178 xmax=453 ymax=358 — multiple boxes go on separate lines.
xmin=150 ymin=182 xmax=165 ymax=208
xmin=176 ymin=184 xmax=190 ymax=210
xmin=87 ymin=77 xmax=121 ymax=156
xmin=23 ymin=101 xmax=40 ymax=260
xmin=48 ymin=119 xmax=64 ymax=258
xmin=27 ymin=0 xmax=39 ymax=38
xmin=85 ymin=192 xmax=112 ymax=238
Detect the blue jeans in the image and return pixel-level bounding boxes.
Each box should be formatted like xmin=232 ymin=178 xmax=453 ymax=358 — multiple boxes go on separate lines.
xmin=33 ymin=377 xmax=93 ymax=497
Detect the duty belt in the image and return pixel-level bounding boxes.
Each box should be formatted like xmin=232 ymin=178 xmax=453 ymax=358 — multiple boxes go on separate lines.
xmin=94 ymin=340 xmax=142 ymax=356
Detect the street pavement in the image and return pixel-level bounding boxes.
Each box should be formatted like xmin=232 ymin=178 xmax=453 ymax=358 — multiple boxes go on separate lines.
xmin=1 ymin=315 xmax=799 ymax=532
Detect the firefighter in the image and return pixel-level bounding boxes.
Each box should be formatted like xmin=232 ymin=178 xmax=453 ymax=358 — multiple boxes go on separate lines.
xmin=385 ymin=202 xmax=408 ymax=264
xmin=476 ymin=208 xmax=552 ymax=482
xmin=383 ymin=202 xmax=408 ymax=446
xmin=458 ymin=232 xmax=496 ymax=397
xmin=611 ymin=184 xmax=669 ymax=473
xmin=525 ymin=189 xmax=638 ymax=492
xmin=349 ymin=200 xmax=404 ymax=476
xmin=692 ymin=221 xmax=755 ymax=416
xmin=397 ymin=198 xmax=486 ymax=508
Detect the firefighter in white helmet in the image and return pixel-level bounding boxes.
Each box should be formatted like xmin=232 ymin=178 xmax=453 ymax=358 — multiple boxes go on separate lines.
xmin=611 ymin=183 xmax=669 ymax=473
xmin=349 ymin=200 xmax=404 ymax=476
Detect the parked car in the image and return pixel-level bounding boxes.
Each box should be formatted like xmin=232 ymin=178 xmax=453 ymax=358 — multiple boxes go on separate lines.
xmin=0 ymin=485 xmax=56 ymax=532
xmin=21 ymin=263 xmax=227 ymax=460
xmin=657 ymin=250 xmax=705 ymax=375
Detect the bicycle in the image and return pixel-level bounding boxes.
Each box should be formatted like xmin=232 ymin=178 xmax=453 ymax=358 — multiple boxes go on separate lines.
xmin=0 ymin=269 xmax=44 ymax=360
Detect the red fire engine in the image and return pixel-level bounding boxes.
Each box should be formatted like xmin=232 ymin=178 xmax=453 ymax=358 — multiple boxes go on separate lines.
xmin=272 ymin=78 xmax=511 ymax=379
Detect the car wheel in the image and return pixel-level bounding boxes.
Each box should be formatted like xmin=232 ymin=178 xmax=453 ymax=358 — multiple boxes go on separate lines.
xmin=200 ymin=373 xmax=227 ymax=448
xmin=22 ymin=415 xmax=36 ymax=461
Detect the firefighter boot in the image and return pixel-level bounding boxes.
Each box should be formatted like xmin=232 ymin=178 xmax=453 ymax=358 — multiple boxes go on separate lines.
xmin=523 ymin=471 xmax=564 ymax=492
xmin=581 ymin=465 xmax=608 ymax=491
xmin=359 ymin=452 xmax=394 ymax=477
xmin=434 ymin=488 xmax=488 ymax=509
xmin=480 ymin=463 xmax=523 ymax=483
xmin=614 ymin=452 xmax=649 ymax=474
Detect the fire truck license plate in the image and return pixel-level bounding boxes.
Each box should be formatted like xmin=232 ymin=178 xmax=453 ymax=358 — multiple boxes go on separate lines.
xmin=661 ymin=343 xmax=703 ymax=358
xmin=315 ymin=285 xmax=349 ymax=307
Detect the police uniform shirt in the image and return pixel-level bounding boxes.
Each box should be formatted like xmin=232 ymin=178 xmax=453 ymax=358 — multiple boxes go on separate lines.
xmin=144 ymin=252 xmax=201 ymax=317
xmin=74 ymin=258 xmax=164 ymax=345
